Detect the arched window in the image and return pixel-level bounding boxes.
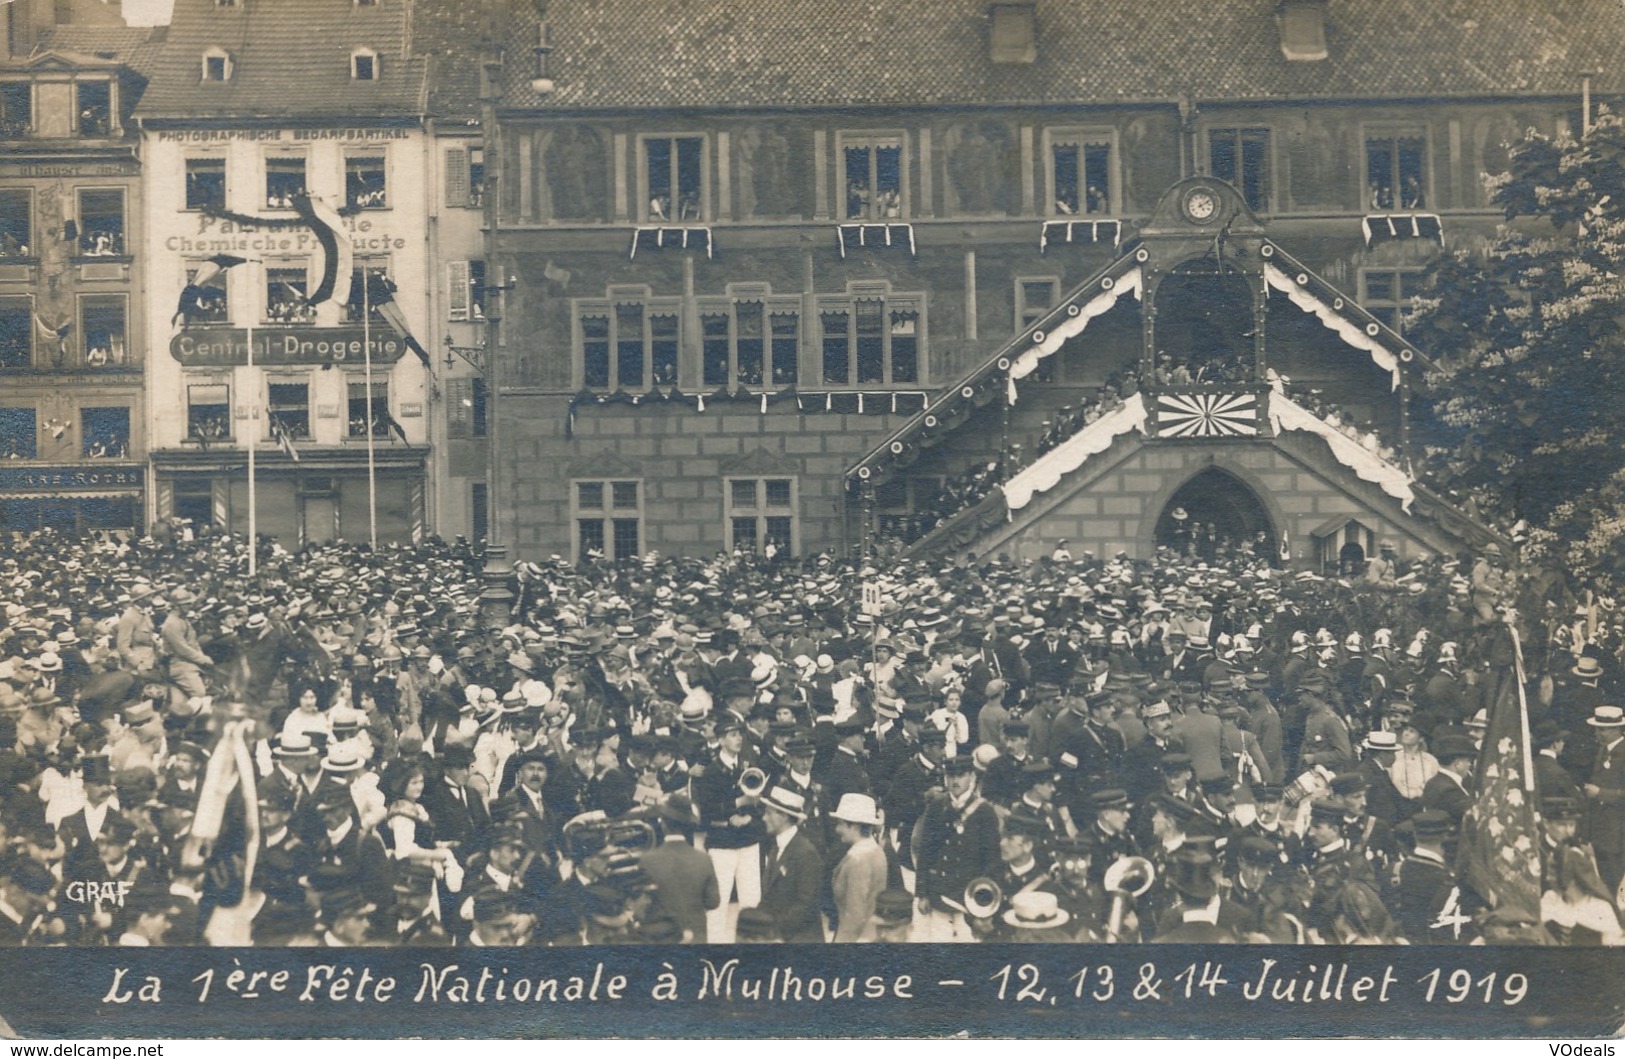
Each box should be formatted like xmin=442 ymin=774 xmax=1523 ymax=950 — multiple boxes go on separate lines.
xmin=202 ymin=47 xmax=233 ymax=82
xmin=351 ymin=48 xmax=379 ymax=81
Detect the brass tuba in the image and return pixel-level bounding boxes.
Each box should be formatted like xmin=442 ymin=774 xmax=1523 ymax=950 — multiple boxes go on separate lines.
xmin=738 ymin=766 xmax=769 ymax=798
xmin=962 ymin=876 xmax=1004 ymax=919
xmin=1102 ymin=855 xmax=1156 ymax=943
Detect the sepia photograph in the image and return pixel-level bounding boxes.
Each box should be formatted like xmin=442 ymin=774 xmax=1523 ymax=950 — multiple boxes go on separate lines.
xmin=0 ymin=0 xmax=1622 ymax=1040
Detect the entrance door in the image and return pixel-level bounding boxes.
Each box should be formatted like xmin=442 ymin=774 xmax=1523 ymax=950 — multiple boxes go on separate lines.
xmin=1155 ymin=468 xmax=1274 ymax=563
xmin=302 ymin=495 xmax=337 ymax=546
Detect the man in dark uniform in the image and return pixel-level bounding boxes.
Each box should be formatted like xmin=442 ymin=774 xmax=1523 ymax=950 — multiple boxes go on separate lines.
xmin=824 ymin=718 xmax=873 ymax=810
xmin=1331 ymin=771 xmax=1397 ymax=875
xmin=388 ymin=862 xmax=451 ymax=946
xmin=255 ymin=784 xmax=315 ymax=910
xmin=883 ymin=727 xmax=945 ymax=879
xmin=694 ymin=716 xmax=765 ymax=944
xmin=1384 ymin=810 xmax=1473 ymax=943
xmin=913 ymin=755 xmax=1000 ymax=941
xmin=1120 ymin=700 xmax=1180 ymax=806
xmin=1225 ymin=835 xmax=1301 ymax=943
xmin=1085 ymin=788 xmax=1138 ymax=887
xmin=1047 ymin=833 xmax=1107 ymax=940
xmin=981 ymin=721 xmax=1033 ymax=807
xmin=1302 ymin=797 xmax=1376 ymax=942
xmin=771 ymin=734 xmax=828 ymax=850
xmin=1581 ymin=704 xmax=1625 ymax=893
xmin=309 ymin=786 xmax=393 ymax=899
xmin=971 ymin=806 xmax=1056 ymax=941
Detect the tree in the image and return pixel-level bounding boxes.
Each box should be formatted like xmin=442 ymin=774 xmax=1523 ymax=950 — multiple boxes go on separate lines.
xmin=1407 ymin=109 xmax=1625 ymax=583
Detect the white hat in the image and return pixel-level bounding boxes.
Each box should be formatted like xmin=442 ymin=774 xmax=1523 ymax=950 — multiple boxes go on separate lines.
xmin=1002 ymin=891 xmax=1070 ymax=929
xmin=1588 ymin=705 xmax=1625 ymax=729
xmin=829 ymin=792 xmax=882 ymax=827
xmin=762 ymin=786 xmax=807 ymax=820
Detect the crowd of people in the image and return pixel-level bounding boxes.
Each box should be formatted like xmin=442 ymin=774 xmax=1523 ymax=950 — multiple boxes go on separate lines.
xmin=0 ymin=524 xmax=1620 ymax=948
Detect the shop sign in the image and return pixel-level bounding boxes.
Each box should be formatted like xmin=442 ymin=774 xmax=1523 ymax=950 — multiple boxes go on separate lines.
xmin=169 ymin=328 xmax=406 ymax=367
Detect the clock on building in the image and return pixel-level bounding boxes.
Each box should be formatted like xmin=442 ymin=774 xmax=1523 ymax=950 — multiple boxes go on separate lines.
xmin=1183 ymin=187 xmax=1219 ymax=223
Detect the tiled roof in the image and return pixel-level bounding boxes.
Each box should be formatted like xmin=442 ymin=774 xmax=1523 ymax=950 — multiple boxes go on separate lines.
xmin=486 ymin=0 xmax=1625 ymax=111
xmin=408 ymin=0 xmax=487 ymax=121
xmin=33 ymin=26 xmax=168 ymax=76
xmin=134 ymin=0 xmax=426 ymax=122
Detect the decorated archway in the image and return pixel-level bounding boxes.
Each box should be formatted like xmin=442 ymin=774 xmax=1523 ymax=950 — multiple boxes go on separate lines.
xmin=1153 ymin=466 xmax=1275 ymax=563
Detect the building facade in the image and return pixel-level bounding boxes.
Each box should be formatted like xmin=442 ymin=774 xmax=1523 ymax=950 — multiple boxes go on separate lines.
xmin=0 ymin=1 xmax=160 ymax=535
xmin=134 ymin=0 xmax=435 ymax=545
xmin=480 ymin=0 xmax=1623 ymax=565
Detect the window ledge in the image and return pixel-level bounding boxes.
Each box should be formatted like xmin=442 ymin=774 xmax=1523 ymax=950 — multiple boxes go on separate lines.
xmin=1362 ymin=213 xmax=1442 ymax=245
xmin=1040 ymin=218 xmax=1121 ymax=251
xmin=629 ymin=225 xmax=713 ymax=259
xmin=836 ymin=222 xmax=914 ymax=258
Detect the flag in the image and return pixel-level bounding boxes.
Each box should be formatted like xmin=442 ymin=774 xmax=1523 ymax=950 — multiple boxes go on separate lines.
xmin=269 ymin=419 xmax=300 ymax=462
xmin=174 ymin=254 xmax=247 ymax=328
xmin=294 ymin=193 xmax=353 ymax=310
xmin=1458 ymin=624 xmax=1543 ymax=919
xmin=364 ymin=272 xmax=434 ymax=373
xmin=382 ymin=411 xmax=408 ymax=445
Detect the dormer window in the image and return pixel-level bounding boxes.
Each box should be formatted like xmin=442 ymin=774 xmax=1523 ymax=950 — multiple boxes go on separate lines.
xmin=352 ymin=48 xmax=379 ymax=81
xmin=989 ymin=4 xmax=1036 ymax=64
xmin=202 ymin=48 xmax=233 ymax=82
xmin=1277 ymin=0 xmax=1328 ymax=62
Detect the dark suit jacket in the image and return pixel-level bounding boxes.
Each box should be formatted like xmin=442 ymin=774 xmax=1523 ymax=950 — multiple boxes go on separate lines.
xmin=759 ymin=828 xmax=826 ymax=942
xmin=1422 ymin=771 xmax=1473 ymax=827
xmin=421 ymin=776 xmax=491 ymax=855
xmin=638 ymin=838 xmax=721 ymax=943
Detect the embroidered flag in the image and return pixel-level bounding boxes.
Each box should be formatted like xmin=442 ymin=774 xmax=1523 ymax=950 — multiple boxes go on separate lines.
xmin=1458 ymin=625 xmax=1543 ymax=918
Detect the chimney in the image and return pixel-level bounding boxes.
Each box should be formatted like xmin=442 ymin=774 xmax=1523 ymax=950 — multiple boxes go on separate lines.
xmin=988 ymin=4 xmax=1036 ymax=64
xmin=1277 ymin=0 xmax=1328 ymax=62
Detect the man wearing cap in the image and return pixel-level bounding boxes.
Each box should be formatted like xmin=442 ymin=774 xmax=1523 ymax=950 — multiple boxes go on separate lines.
xmin=694 ymin=716 xmax=765 ymax=945
xmin=883 ymin=726 xmax=945 ymax=880
xmin=114 ymin=585 xmax=158 ymax=676
xmin=255 ymin=784 xmax=316 ymax=910
xmin=639 ymin=794 xmax=720 ymax=943
xmin=825 ymin=718 xmax=874 ymax=812
xmin=1384 ymin=810 xmax=1469 ymax=943
xmin=310 ymin=786 xmax=392 ymax=899
xmin=1302 ymin=797 xmax=1377 ymax=942
xmin=1226 ymin=836 xmax=1301 ymax=943
xmin=1539 ymin=796 xmax=1621 ymax=946
xmin=758 ymin=785 xmax=825 ymax=943
xmin=159 ymin=588 xmax=214 ymax=701
xmin=1296 ymin=686 xmax=1354 ymax=774
xmin=388 ymin=863 xmax=452 ymax=946
xmin=1581 ymin=704 xmax=1625 ymax=892
xmin=830 ymin=793 xmax=888 ymax=942
xmin=1120 ymin=699 xmax=1180 ymax=806
xmin=0 ymin=853 xmax=55 ymax=946
xmin=1470 ymin=541 xmax=1511 ymax=626
xmin=1331 ymin=772 xmax=1396 ymax=874
xmin=914 ymin=755 xmax=1000 ymax=941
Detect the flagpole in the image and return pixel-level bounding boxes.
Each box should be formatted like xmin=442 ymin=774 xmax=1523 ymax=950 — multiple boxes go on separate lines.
xmin=246 ymin=257 xmax=257 ymax=579
xmin=364 ymin=270 xmax=378 ymax=550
